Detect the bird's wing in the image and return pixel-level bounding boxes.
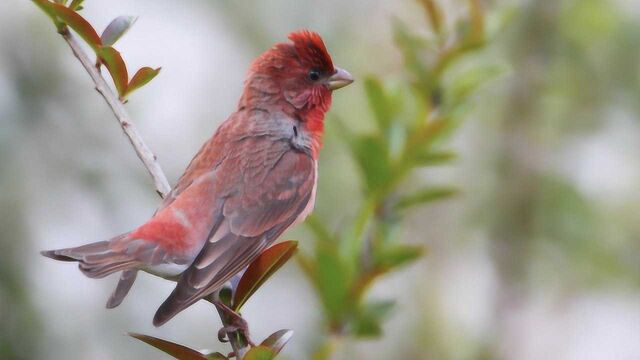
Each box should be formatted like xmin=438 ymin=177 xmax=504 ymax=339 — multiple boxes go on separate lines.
xmin=160 ymin=108 xmax=295 ymax=207
xmin=153 ymin=134 xmax=315 ymax=326
xmin=129 ymin=109 xmax=289 ymax=259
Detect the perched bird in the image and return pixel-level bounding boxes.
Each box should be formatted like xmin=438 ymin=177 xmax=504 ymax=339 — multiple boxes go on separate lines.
xmin=42 ymin=30 xmax=353 ymax=327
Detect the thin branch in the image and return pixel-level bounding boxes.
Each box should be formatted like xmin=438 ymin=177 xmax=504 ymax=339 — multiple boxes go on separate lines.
xmin=58 ymin=27 xmax=171 ymax=198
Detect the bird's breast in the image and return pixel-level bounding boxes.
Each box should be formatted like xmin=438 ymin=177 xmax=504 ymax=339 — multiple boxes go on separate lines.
xmin=292 ymin=160 xmax=318 ymax=226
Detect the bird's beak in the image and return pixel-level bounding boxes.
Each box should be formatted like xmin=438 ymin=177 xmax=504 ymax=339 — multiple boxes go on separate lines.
xmin=327 ymin=67 xmax=354 ymax=90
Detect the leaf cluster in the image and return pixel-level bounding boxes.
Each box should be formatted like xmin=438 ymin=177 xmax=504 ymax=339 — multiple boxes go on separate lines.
xmin=33 ymin=0 xmax=160 ymax=100
xmin=299 ymin=0 xmax=498 ymax=353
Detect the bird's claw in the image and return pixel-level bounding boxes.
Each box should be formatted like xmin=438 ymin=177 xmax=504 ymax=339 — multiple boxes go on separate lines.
xmin=218 ymin=325 xmax=236 ymax=343
xmin=213 ymin=300 xmax=256 ymax=347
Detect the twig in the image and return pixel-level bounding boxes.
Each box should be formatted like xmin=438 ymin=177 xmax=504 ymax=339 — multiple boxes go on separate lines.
xmin=58 ymin=27 xmax=171 ymax=198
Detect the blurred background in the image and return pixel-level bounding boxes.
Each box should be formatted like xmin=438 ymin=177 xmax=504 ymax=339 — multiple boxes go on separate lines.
xmin=1 ymin=0 xmax=640 ymax=359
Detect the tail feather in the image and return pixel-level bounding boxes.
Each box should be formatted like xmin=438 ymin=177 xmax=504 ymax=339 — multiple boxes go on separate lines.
xmin=41 ymin=240 xmax=110 ymax=262
xmin=40 ymin=250 xmax=77 ymax=262
xmin=106 ymin=270 xmax=138 ymax=308
xmin=79 ymin=258 xmax=139 ymax=279
xmin=83 ymin=252 xmax=132 ymax=265
xmin=41 ymin=232 xmax=140 ymax=305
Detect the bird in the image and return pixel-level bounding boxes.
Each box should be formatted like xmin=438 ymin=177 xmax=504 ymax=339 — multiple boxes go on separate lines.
xmin=41 ymin=30 xmax=353 ymax=328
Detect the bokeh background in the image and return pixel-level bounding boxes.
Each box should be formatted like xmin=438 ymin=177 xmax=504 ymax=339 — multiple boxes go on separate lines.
xmin=2 ymin=0 xmax=640 ymax=359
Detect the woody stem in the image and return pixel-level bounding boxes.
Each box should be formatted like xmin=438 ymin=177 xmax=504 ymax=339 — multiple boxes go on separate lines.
xmin=58 ymin=26 xmax=171 ymax=198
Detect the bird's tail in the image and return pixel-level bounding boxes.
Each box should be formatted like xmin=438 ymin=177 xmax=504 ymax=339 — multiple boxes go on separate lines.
xmin=41 ymin=232 xmax=140 ymax=307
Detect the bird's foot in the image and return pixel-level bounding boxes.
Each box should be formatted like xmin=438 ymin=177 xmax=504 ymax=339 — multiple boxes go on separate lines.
xmin=213 ymin=300 xmax=256 ymax=348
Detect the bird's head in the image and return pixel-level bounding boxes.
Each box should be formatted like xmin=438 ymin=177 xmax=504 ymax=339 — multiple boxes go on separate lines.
xmin=241 ymin=30 xmax=353 ymax=114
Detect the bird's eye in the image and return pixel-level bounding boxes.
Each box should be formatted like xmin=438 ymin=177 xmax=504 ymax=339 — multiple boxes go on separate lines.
xmin=308 ymin=70 xmax=320 ymax=81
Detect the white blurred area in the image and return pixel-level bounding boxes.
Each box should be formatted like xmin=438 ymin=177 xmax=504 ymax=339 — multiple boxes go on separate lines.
xmin=1 ymin=1 xmax=640 ymax=359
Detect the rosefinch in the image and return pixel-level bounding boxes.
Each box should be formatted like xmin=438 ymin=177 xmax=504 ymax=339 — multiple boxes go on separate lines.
xmin=42 ymin=30 xmax=353 ymax=327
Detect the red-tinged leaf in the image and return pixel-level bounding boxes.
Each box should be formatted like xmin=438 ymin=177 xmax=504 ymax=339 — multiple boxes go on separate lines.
xmin=242 ymin=346 xmax=276 ymax=360
xmin=101 ymin=16 xmax=137 ymax=46
xmin=47 ymin=2 xmax=102 ymax=49
xmin=128 ymin=333 xmax=209 ymax=360
xmin=125 ymin=67 xmax=161 ymax=97
xmin=204 ymin=353 xmax=229 ymax=360
xmin=233 ymin=241 xmax=298 ymax=311
xmin=260 ymin=329 xmax=293 ymax=355
xmin=97 ymin=46 xmax=129 ymax=97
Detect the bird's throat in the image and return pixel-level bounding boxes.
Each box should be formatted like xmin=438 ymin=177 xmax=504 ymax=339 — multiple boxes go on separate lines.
xmin=300 ymin=89 xmax=332 ymax=157
xmin=298 ymin=105 xmax=328 ymax=158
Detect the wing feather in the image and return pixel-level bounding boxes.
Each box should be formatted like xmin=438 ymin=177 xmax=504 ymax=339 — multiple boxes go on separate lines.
xmin=153 ymin=147 xmax=315 ymax=326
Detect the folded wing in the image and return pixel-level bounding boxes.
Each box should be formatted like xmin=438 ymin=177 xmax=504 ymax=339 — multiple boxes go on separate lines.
xmin=153 ymin=139 xmax=315 ymax=326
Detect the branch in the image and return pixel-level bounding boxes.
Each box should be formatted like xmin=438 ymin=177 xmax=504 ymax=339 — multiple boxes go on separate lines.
xmin=58 ymin=27 xmax=171 ymax=198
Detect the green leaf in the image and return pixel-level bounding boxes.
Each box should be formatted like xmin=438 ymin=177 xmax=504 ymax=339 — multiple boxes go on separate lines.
xmin=341 ymin=198 xmax=376 ymax=260
xmin=32 ymin=0 xmax=63 ymax=28
xmin=409 ymin=87 xmax=430 ymax=127
xmin=218 ymin=286 xmax=232 ymax=306
xmin=395 ymin=186 xmax=459 ymax=210
xmin=125 ymin=67 xmax=161 ymax=97
xmin=536 ymin=176 xmax=595 ymax=242
xmin=334 ymin=118 xmax=392 ymax=192
xmin=46 ymin=1 xmax=102 ymax=50
xmin=128 ymin=333 xmax=209 ymax=360
xmin=260 ymin=329 xmax=293 ymax=355
xmin=446 ymin=64 xmax=503 ymax=108
xmin=393 ymin=19 xmax=433 ymax=98
xmin=101 ymin=16 xmax=137 ymax=46
xmin=413 ymin=118 xmax=451 ymax=148
xmin=233 ymin=241 xmax=298 ymax=311
xmin=421 ymin=117 xmax=462 ymax=147
xmin=243 ymin=346 xmax=276 ymax=360
xmin=414 ymin=150 xmax=457 ymax=166
xmin=316 ymin=248 xmax=351 ymax=323
xmin=296 ymin=251 xmax=317 ymax=284
xmin=68 ymin=0 xmax=84 ymax=10
xmin=364 ymin=76 xmax=393 ymax=131
xmin=353 ymin=300 xmax=395 ymax=337
xmin=375 ymin=244 xmax=424 ymax=271
xmin=304 ymin=215 xmax=336 ymax=244
xmin=350 ymin=135 xmax=391 ymax=192
xmin=97 ymin=46 xmax=129 ymax=97
xmin=387 ymin=119 xmax=407 ymax=161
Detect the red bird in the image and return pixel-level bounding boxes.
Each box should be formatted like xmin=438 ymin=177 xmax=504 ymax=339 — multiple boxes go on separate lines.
xmin=42 ymin=30 xmax=353 ymax=327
